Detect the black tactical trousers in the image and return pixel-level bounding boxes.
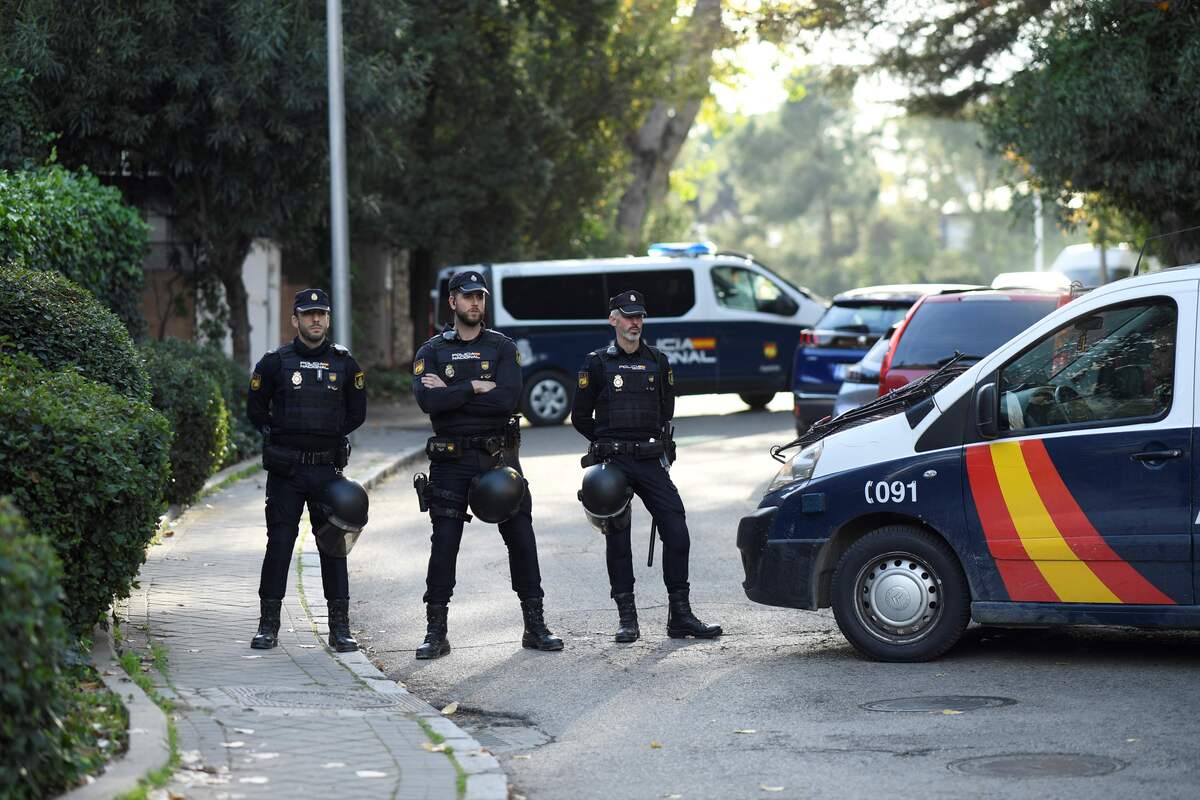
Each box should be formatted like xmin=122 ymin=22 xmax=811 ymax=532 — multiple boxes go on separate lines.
xmin=424 ymin=448 xmax=544 ymax=604
xmin=604 ymin=455 xmax=690 ymax=597
xmin=259 ymin=463 xmax=349 ymax=601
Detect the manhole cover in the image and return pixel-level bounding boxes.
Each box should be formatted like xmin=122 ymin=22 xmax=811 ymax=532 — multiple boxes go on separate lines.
xmin=862 ymin=696 xmax=1017 ymax=713
xmin=223 ymin=687 xmax=425 ymax=711
xmin=950 ymin=753 xmax=1126 ymax=778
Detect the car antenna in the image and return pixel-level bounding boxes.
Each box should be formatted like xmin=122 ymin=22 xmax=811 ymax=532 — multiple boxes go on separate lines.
xmin=1134 ymin=224 xmax=1200 ymax=276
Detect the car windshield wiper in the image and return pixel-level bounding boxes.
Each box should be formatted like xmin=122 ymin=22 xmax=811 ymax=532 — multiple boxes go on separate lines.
xmin=936 ymin=354 xmax=981 ymax=366
xmin=770 ymin=352 xmax=973 ymax=462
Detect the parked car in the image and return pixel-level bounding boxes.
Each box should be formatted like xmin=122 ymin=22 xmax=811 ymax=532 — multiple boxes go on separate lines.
xmin=878 ymin=288 xmax=1071 ymax=395
xmin=434 ymin=242 xmax=827 ymax=425
xmin=1049 ymin=243 xmax=1158 ymax=288
xmin=990 ymin=271 xmax=1073 ymax=292
xmin=831 ymin=325 xmax=896 ymax=417
xmin=791 ymin=284 xmax=977 ymax=431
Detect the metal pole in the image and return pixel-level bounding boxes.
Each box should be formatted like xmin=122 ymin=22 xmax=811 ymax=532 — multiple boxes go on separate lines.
xmin=1033 ymin=192 xmax=1045 ymax=272
xmin=327 ymin=0 xmax=351 ymax=348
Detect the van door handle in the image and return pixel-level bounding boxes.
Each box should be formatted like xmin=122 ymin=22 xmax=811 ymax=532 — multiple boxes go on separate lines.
xmin=1131 ymin=449 xmax=1183 ymax=462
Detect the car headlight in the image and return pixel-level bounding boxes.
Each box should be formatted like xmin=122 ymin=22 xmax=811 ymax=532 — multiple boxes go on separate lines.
xmin=766 ymin=441 xmax=823 ymax=494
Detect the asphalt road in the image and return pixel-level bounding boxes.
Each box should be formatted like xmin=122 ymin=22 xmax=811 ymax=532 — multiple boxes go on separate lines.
xmin=350 ymin=394 xmax=1200 ymax=800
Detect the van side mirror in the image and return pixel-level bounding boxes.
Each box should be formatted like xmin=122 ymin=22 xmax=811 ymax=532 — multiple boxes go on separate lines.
xmin=975 ymin=382 xmax=998 ymax=439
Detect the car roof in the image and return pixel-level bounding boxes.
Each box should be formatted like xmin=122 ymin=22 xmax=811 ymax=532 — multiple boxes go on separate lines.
xmin=919 ymin=287 xmax=1068 ymax=304
xmin=830 ymin=283 xmax=980 ymax=304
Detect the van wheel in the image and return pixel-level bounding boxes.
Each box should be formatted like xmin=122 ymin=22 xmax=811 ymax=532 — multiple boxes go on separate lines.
xmin=522 ymin=371 xmax=572 ymax=426
xmin=739 ymin=392 xmax=775 ymax=410
xmin=830 ymin=525 xmax=969 ymax=662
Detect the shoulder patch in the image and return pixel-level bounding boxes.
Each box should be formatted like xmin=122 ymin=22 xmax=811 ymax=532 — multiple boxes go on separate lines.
xmin=413 ymin=358 xmax=425 ymax=376
xmin=668 ymin=367 xmax=675 ymax=386
xmin=354 ymin=371 xmax=365 ymax=390
xmin=578 ymin=371 xmax=589 ymax=389
xmin=250 ymin=373 xmax=262 ymax=391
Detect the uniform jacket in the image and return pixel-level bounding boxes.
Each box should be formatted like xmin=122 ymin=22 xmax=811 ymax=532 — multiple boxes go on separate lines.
xmin=571 ymin=341 xmax=675 ymax=442
xmin=412 ymin=328 xmax=522 ymax=436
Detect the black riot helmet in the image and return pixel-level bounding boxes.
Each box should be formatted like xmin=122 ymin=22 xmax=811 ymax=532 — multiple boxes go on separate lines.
xmin=578 ymin=463 xmax=633 ymax=533
xmin=314 ymin=477 xmax=369 ymax=557
xmin=468 ymin=466 xmax=527 ymax=524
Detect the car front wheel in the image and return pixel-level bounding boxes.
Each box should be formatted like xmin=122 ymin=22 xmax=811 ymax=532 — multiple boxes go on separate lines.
xmin=831 ymin=525 xmax=970 ymax=662
xmin=521 ymin=370 xmax=572 ymax=426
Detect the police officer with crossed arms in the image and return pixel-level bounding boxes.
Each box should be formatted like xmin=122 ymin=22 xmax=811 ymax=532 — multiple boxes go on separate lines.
xmin=247 ymin=289 xmax=367 ymax=652
xmin=571 ymin=289 xmax=721 ymax=643
xmin=410 ymin=270 xmax=562 ymax=659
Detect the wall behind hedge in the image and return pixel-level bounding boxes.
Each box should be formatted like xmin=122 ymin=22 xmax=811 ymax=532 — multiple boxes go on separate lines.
xmin=0 ymin=165 xmax=149 ymax=338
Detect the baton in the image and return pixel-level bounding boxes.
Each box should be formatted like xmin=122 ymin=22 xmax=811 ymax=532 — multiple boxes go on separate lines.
xmin=647 ymin=519 xmax=657 ymax=567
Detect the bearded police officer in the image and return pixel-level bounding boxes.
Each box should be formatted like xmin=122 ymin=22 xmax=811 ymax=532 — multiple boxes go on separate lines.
xmin=247 ymin=288 xmax=367 ymax=653
xmin=571 ymin=290 xmax=722 ymax=643
xmin=410 ymin=270 xmax=562 ymax=659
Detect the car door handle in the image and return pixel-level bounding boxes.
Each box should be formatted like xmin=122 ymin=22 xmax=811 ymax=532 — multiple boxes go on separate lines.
xmin=1131 ymin=449 xmax=1183 ymax=462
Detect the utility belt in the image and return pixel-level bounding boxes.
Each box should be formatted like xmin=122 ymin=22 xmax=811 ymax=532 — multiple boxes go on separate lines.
xmin=581 ymin=438 xmax=665 ymax=468
xmin=425 ymin=416 xmax=522 ymax=462
xmin=262 ymin=441 xmax=349 ymax=476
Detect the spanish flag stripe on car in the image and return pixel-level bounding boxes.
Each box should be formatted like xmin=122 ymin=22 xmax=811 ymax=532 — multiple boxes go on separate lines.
xmin=966 ymin=441 xmax=1174 ymax=604
xmin=964 ymin=445 xmax=1059 ymax=601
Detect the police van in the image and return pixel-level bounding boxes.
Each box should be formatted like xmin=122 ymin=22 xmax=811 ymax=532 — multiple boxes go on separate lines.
xmin=738 ymin=262 xmax=1198 ymax=661
xmin=434 ymin=244 xmax=826 ymax=425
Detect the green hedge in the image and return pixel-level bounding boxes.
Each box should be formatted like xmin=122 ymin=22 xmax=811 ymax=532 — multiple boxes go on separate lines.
xmin=0 ymin=497 xmax=72 ymax=800
xmin=0 ymin=353 xmax=171 ymax=637
xmin=145 ymin=337 xmax=259 ymax=467
xmin=0 ymin=263 xmax=151 ymax=403
xmin=0 ymin=165 xmax=149 ymax=337
xmin=142 ymin=342 xmax=229 ymax=506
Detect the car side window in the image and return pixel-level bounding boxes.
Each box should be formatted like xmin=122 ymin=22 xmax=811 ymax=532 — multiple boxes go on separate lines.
xmin=997 ymin=298 xmax=1177 ymax=432
xmin=712 ymin=266 xmax=798 ymax=316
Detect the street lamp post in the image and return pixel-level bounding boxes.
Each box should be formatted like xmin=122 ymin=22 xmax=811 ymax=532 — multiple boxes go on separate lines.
xmin=327 ymin=0 xmax=351 ymax=348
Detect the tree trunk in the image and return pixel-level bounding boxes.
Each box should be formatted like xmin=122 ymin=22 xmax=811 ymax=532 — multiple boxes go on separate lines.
xmin=409 ymin=246 xmax=436 ymax=350
xmin=615 ymin=0 xmax=723 ymax=250
xmin=212 ymin=237 xmax=254 ymax=369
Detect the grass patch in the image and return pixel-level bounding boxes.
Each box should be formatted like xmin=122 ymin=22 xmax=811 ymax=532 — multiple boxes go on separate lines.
xmin=111 ymin=627 xmax=180 ymax=800
xmin=201 ymin=463 xmax=261 ymax=498
xmin=415 ymin=716 xmax=467 ymax=799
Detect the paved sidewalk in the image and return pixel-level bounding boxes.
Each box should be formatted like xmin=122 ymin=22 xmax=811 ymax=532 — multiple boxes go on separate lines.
xmin=117 ymin=422 xmax=504 ymax=799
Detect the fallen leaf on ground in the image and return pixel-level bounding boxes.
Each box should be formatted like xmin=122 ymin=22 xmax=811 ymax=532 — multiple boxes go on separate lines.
xmin=356 ymin=770 xmax=387 ymax=778
xmin=299 ymin=644 xmax=317 ymax=649
xmin=441 ymin=701 xmax=459 ymax=715
xmin=421 ymin=742 xmax=447 ymax=753
xmin=760 ymin=786 xmax=784 ymax=793
xmin=940 ymin=709 xmax=963 ymax=716
xmin=650 ymin=741 xmax=663 ymax=749
xmin=163 ymin=530 xmax=175 ymax=537
xmin=512 ymin=754 xmax=531 ymax=760
xmin=233 ymin=728 xmax=254 ymax=735
xmin=663 ymin=795 xmax=683 ymax=799
xmin=186 ymin=649 xmax=201 ymax=654
xmin=203 ymin=562 xmax=216 ymax=567
xmin=251 ymin=753 xmax=279 ymax=760
xmin=734 ymin=729 xmax=757 ymax=734
xmin=220 ymin=742 xmax=245 ymax=748
xmin=238 ymin=776 xmax=268 ymax=784
xmin=1126 ymin=738 xmax=1140 ymax=743
xmin=242 ymin=655 xmax=263 ymax=660
xmin=322 ymin=762 xmax=346 ymax=768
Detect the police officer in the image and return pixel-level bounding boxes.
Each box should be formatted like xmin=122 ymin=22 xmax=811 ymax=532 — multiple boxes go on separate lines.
xmin=410 ymin=270 xmax=562 ymax=659
xmin=247 ymin=288 xmax=367 ymax=653
xmin=571 ymin=290 xmax=722 ymax=643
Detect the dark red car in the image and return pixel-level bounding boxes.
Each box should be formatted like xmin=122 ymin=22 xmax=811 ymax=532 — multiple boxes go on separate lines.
xmin=878 ymin=288 xmax=1072 ymax=395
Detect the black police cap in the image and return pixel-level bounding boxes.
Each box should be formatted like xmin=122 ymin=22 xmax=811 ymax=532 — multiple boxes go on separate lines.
xmin=294 ymin=288 xmax=331 ymax=312
xmin=609 ymin=289 xmax=647 ymax=317
xmin=449 ymin=270 xmax=489 ymax=294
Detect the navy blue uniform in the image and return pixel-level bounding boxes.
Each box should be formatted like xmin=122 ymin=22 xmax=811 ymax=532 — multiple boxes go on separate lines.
xmin=412 ymin=328 xmax=544 ymax=604
xmin=571 ymin=342 xmax=690 ymax=597
xmin=248 ymin=337 xmax=366 ymax=601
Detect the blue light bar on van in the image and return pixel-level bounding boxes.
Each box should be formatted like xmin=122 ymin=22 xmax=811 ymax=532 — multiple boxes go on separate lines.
xmin=647 ymin=241 xmax=717 ymax=258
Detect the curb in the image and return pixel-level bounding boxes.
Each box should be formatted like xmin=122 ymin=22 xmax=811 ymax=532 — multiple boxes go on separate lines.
xmin=300 ymin=446 xmax=510 ymax=800
xmin=58 ymin=627 xmax=171 ymax=800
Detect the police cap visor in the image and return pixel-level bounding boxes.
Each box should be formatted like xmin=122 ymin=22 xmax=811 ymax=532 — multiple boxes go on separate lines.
xmin=450 ymin=271 xmax=490 ymax=295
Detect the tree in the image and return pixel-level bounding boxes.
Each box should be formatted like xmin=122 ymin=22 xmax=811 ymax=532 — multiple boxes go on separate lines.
xmin=3 ymin=1 xmax=425 ymax=367
xmin=984 ymin=0 xmax=1200 ymax=264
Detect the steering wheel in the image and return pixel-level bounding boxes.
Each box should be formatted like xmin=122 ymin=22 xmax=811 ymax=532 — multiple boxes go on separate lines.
xmin=1053 ymin=384 xmax=1091 ymax=422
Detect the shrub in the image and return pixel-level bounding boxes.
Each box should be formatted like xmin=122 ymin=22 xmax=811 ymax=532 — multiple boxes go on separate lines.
xmin=145 ymin=337 xmax=259 ymax=467
xmin=0 ymin=353 xmax=171 ymax=637
xmin=142 ymin=342 xmax=230 ymax=505
xmin=0 ymin=497 xmax=71 ymax=799
xmin=0 ymin=165 xmax=149 ymax=337
xmin=0 ymin=263 xmax=151 ymax=403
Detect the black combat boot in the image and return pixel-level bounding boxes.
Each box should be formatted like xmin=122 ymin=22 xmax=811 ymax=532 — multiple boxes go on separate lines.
xmin=613 ymin=593 xmax=640 ymax=643
xmin=415 ymin=603 xmax=451 ymax=660
xmin=520 ymin=598 xmax=564 ymax=651
xmin=250 ymin=598 xmax=282 ymax=650
xmin=667 ymin=589 xmax=722 ymax=639
xmin=327 ymin=598 xmax=359 ymax=653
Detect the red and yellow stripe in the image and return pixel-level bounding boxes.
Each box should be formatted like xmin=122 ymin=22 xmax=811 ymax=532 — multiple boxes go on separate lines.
xmin=965 ymin=440 xmax=1173 ymax=604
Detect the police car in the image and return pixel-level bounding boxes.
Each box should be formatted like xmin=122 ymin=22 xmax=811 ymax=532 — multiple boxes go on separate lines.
xmin=435 ymin=243 xmax=826 ymax=425
xmin=739 ymin=263 xmax=1197 ymax=661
